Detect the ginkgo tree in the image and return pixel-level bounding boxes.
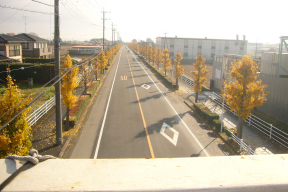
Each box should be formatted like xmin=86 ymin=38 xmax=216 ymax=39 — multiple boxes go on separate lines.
xmin=191 ymin=54 xmax=208 ymax=103
xmin=162 ymin=48 xmax=171 ymax=76
xmin=222 ymin=55 xmax=267 ymax=139
xmin=98 ymin=50 xmax=108 ymax=74
xmin=174 ymin=52 xmax=184 ymax=88
xmin=155 ymin=48 xmax=162 ymax=70
xmin=82 ymin=58 xmax=90 ymax=94
xmin=0 ymin=68 xmax=32 ymax=158
xmin=61 ymin=54 xmax=79 ymax=130
xmin=92 ymin=57 xmax=100 ymax=81
xmin=152 ymin=47 xmax=157 ymax=66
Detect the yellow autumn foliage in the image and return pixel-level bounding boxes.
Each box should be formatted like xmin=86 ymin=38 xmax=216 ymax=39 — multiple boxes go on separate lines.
xmin=162 ymin=48 xmax=171 ymax=75
xmin=192 ymin=54 xmax=208 ymax=93
xmin=174 ymin=52 xmax=184 ymax=79
xmin=0 ymin=71 xmax=32 ymax=158
xmin=223 ymin=55 xmax=267 ymax=120
xmin=61 ymin=54 xmax=79 ymax=109
xmin=155 ymin=48 xmax=162 ymax=69
xmin=98 ymin=50 xmax=108 ymax=71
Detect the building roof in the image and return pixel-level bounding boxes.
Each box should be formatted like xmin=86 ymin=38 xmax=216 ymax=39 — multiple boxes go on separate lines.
xmin=0 ymin=54 xmax=12 ymax=62
xmin=14 ymin=33 xmax=48 ymax=42
xmin=0 ymin=34 xmax=26 ymax=43
xmin=156 ymin=37 xmax=248 ymax=42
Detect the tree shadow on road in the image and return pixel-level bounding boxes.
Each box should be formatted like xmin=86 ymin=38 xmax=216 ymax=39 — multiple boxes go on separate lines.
xmin=133 ymin=111 xmax=189 ymax=140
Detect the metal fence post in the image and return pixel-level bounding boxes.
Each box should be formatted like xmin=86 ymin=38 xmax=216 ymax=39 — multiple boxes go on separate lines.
xmin=240 ymin=139 xmax=243 ymax=152
xmin=270 ymin=124 xmax=273 ymax=139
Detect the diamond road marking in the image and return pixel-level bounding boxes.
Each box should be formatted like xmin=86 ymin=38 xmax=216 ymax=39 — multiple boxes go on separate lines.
xmin=141 ymin=84 xmax=151 ymax=90
xmin=160 ymin=122 xmax=179 ymax=146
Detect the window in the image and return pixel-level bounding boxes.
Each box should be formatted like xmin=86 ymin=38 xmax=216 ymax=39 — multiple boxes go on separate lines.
xmin=184 ymin=45 xmax=188 ymax=48
xmin=211 ymin=46 xmax=215 ymax=49
xmin=0 ymin=46 xmax=5 ymax=51
xmin=169 ymin=52 xmax=174 ymax=56
xmin=170 ymin=45 xmax=174 ymax=48
xmin=198 ymin=46 xmax=202 ymax=49
xmin=225 ymin=47 xmax=229 ymax=50
xmin=240 ymin=47 xmax=244 ymax=50
xmin=9 ymin=45 xmax=20 ymax=56
xmin=184 ymin=53 xmax=188 ymax=57
xmin=211 ymin=54 xmax=215 ymax=58
xmin=22 ymin=43 xmax=29 ymax=49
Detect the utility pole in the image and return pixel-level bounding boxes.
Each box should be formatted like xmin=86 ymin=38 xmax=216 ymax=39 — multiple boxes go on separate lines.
xmin=102 ymin=7 xmax=110 ymax=51
xmin=23 ymin=16 xmax=27 ymax=33
xmin=111 ymin=23 xmax=113 ymax=46
xmin=163 ymin=31 xmax=168 ymax=50
xmin=54 ymin=0 xmax=62 ymax=145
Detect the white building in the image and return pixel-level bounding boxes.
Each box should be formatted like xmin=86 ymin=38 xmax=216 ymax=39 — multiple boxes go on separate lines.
xmin=261 ymin=52 xmax=288 ymax=77
xmin=155 ymin=37 xmax=248 ymax=61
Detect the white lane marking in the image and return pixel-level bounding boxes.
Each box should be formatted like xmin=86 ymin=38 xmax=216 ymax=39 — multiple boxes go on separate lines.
xmin=141 ymin=84 xmax=151 ymax=90
xmin=160 ymin=122 xmax=179 ymax=146
xmin=128 ymin=47 xmax=210 ymax=157
xmin=94 ymin=48 xmax=123 ymax=159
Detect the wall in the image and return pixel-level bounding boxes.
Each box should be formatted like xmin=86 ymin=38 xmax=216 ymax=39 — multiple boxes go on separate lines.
xmin=257 ymin=74 xmax=288 ymax=124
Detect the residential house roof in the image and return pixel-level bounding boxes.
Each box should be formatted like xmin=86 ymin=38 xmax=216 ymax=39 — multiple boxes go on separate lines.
xmin=0 ymin=54 xmax=12 ymax=62
xmin=0 ymin=34 xmax=26 ymax=43
xmin=14 ymin=33 xmax=48 ymax=42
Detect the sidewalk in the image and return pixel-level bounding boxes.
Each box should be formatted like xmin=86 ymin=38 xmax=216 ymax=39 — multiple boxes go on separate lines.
xmin=162 ymin=67 xmax=286 ymax=155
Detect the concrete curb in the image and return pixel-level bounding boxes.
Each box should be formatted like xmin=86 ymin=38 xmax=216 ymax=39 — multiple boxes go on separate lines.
xmin=58 ymin=50 xmax=121 ymax=158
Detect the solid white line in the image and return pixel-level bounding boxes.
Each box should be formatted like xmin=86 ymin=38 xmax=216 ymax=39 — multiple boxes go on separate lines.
xmin=129 ymin=47 xmax=210 ymax=157
xmin=93 ymin=48 xmax=123 ymax=159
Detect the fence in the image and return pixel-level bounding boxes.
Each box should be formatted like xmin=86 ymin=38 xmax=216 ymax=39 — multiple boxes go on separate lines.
xmin=26 ymin=96 xmax=56 ymax=127
xmin=211 ymin=92 xmax=288 ymax=149
xmin=167 ymin=68 xmax=256 ymax=154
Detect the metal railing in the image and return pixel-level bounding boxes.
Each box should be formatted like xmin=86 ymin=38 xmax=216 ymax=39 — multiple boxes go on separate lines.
xmin=211 ymin=92 xmax=288 ymax=149
xmin=226 ymin=128 xmax=256 ymax=155
xmin=26 ymin=96 xmax=56 ymax=127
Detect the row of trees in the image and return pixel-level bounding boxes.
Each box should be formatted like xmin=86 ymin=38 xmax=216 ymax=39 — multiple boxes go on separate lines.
xmin=0 ymin=44 xmax=121 ymax=158
xmin=128 ymin=43 xmax=267 ymax=139
xmin=61 ymin=44 xmax=121 ymax=130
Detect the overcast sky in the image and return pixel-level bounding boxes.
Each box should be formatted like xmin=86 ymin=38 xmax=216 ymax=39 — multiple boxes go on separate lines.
xmin=0 ymin=0 xmax=286 ymax=44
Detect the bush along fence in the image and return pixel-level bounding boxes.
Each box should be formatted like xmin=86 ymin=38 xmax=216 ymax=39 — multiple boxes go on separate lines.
xmin=211 ymin=92 xmax=288 ymax=149
xmin=193 ymin=103 xmax=256 ymax=155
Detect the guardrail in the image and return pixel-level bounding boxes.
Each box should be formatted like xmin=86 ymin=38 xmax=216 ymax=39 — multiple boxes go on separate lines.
xmin=211 ymin=92 xmax=288 ymax=149
xmin=26 ymin=96 xmax=56 ymax=127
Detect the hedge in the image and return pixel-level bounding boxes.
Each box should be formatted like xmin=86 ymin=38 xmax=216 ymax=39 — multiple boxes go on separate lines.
xmin=23 ymin=58 xmax=55 ymax=64
xmin=194 ymin=103 xmax=220 ymax=127
xmin=0 ymin=63 xmax=55 ymax=84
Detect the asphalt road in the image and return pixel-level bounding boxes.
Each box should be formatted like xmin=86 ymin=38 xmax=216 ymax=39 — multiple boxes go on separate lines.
xmin=68 ymin=46 xmax=224 ymax=159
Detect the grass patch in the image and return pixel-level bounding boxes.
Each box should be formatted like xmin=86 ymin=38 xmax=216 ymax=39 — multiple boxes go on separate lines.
xmin=251 ymin=109 xmax=288 ymax=134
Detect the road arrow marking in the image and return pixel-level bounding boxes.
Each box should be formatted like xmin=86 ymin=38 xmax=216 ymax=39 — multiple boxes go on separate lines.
xmin=141 ymin=84 xmax=151 ymax=90
xmin=160 ymin=122 xmax=179 ymax=146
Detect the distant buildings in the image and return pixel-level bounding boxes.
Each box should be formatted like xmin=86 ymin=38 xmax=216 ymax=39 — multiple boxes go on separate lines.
xmin=0 ymin=34 xmax=26 ymax=62
xmin=155 ymin=36 xmax=248 ymax=61
xmin=14 ymin=33 xmax=52 ymax=59
xmin=68 ymin=46 xmax=102 ymax=55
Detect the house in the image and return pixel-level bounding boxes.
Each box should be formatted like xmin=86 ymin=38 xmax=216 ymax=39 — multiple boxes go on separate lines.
xmin=155 ymin=36 xmax=248 ymax=61
xmin=0 ymin=34 xmax=26 ymax=62
xmin=14 ymin=33 xmax=52 ymax=59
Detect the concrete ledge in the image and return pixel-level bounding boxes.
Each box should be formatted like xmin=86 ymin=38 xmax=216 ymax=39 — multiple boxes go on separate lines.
xmin=1 ymin=155 xmax=288 ymax=191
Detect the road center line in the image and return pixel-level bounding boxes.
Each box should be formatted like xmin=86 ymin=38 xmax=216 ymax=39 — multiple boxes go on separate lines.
xmin=128 ymin=47 xmax=210 ymax=157
xmin=126 ymin=51 xmax=155 ymax=159
xmin=93 ymin=48 xmax=123 ymax=159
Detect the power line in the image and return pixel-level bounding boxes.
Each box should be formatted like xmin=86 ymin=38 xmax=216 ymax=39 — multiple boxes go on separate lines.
xmin=0 ymin=2 xmax=33 ymax=24
xmin=31 ymin=0 xmax=54 ymax=7
xmin=0 ymin=4 xmax=55 ymax=15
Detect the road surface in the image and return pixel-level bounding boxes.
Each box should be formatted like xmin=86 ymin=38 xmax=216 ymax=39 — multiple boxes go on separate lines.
xmin=67 ymin=46 xmax=226 ymax=159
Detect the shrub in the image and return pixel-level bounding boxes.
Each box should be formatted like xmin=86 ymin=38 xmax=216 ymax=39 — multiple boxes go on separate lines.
xmin=194 ymin=103 xmax=219 ymax=123
xmin=213 ymin=119 xmax=222 ymax=132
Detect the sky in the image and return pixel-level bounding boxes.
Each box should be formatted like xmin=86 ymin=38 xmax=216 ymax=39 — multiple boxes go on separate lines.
xmin=0 ymin=0 xmax=287 ymax=44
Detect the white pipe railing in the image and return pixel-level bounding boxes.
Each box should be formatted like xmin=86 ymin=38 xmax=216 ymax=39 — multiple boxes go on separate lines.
xmin=211 ymin=92 xmax=288 ymax=149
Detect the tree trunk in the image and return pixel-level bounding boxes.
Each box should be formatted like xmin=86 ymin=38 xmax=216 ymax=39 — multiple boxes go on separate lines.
xmin=237 ymin=83 xmax=246 ymax=139
xmin=96 ymin=74 xmax=98 ymax=81
xmin=237 ymin=117 xmax=244 ymax=139
xmin=176 ymin=78 xmax=178 ymax=87
xmin=165 ymin=70 xmax=166 ymax=76
xmin=84 ymin=80 xmax=87 ymax=94
xmin=195 ymin=92 xmax=198 ymax=103
xmin=66 ymin=107 xmax=70 ymax=130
